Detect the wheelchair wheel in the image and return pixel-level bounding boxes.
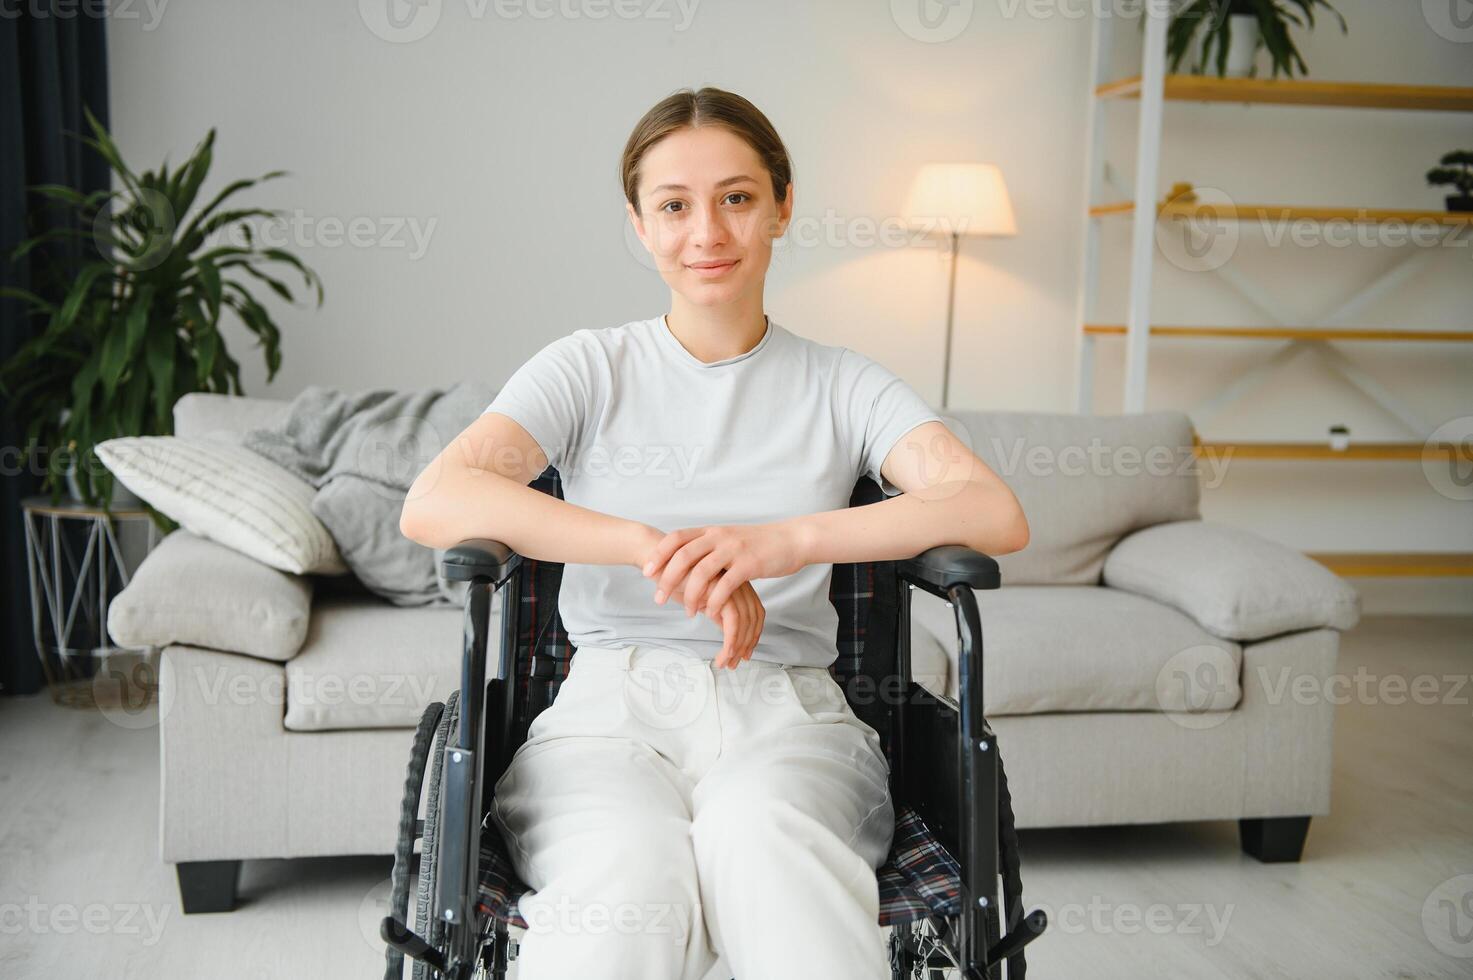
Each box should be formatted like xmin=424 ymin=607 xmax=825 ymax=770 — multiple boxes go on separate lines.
xmin=890 ymin=917 xmax=964 ymax=979
xmin=385 ymin=698 xmax=444 ymax=980
xmin=384 ymin=691 xmax=461 ymax=980
xmin=413 ymin=690 xmax=460 ymax=979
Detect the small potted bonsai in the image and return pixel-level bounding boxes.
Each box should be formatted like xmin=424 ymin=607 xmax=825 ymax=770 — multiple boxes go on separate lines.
xmin=1427 ymin=150 xmax=1473 ymax=212
xmin=0 ymin=107 xmax=323 ymax=512
xmin=1163 ymin=0 xmax=1348 ymax=79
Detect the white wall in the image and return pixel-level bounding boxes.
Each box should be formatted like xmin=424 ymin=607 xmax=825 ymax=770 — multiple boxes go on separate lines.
xmin=107 ymin=0 xmax=1471 ymax=613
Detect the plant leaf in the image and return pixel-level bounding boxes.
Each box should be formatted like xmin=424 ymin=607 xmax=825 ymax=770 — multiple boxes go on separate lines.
xmin=28 ymin=184 xmax=113 ymax=210
xmin=0 ymin=286 xmax=59 ymax=314
xmin=1214 ymin=12 xmax=1231 ymax=77
xmin=78 ymin=105 xmax=144 ymax=201
xmin=98 ymin=317 xmax=129 ymax=400
xmin=70 ymin=344 xmax=103 ymax=414
xmin=176 ymin=172 xmax=286 ymax=248
xmin=259 ymin=247 xmax=324 ymax=305
xmin=171 ymin=128 xmax=217 ymax=222
xmin=224 ymin=287 xmax=282 ymax=381
xmin=233 ymin=261 xmax=297 ymax=304
xmin=143 ymin=316 xmax=176 ymax=431
xmin=9 ymin=226 xmax=95 ymax=262
xmin=194 ymin=255 xmax=223 ymax=321
xmin=55 ymin=262 xmax=114 ymax=339
xmin=122 ymin=282 xmax=156 ymax=366
xmin=121 ymin=360 xmax=149 ymax=436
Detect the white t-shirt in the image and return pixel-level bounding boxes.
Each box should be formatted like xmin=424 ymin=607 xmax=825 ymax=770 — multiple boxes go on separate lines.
xmin=481 ymin=313 xmax=941 ymax=668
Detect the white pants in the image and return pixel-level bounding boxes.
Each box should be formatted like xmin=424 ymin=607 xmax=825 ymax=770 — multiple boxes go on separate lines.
xmin=487 ymin=643 xmax=895 ymax=980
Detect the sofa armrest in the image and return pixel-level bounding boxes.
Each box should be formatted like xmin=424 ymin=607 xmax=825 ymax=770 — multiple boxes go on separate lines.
xmin=1102 ymin=519 xmax=1361 ymax=641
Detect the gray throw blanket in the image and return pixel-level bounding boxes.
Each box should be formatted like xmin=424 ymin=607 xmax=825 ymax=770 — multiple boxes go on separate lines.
xmin=241 ymin=381 xmax=498 ymax=606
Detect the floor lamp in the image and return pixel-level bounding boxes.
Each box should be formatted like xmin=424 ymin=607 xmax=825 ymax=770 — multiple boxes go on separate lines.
xmin=903 ymin=163 xmax=1018 ymax=409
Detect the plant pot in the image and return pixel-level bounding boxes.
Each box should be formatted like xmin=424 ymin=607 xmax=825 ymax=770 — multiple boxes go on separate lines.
xmin=1223 ymin=15 xmax=1259 ymax=77
xmin=65 ymin=461 xmax=143 ymax=509
xmin=1447 ymin=195 xmax=1473 ymax=213
xmin=55 ymin=407 xmax=144 ymax=508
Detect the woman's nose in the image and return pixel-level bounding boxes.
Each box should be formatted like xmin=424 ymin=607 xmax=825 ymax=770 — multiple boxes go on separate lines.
xmin=688 ymin=203 xmax=729 ymax=248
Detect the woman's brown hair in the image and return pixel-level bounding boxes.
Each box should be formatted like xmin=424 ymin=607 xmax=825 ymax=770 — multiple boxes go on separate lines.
xmin=620 ymin=86 xmax=792 ymax=217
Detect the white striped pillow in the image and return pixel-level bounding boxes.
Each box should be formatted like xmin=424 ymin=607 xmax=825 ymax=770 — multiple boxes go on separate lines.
xmin=95 ymin=435 xmax=347 ymax=576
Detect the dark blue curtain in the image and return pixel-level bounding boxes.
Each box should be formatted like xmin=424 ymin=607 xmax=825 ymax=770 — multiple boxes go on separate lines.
xmin=1 ymin=9 xmax=111 ymax=696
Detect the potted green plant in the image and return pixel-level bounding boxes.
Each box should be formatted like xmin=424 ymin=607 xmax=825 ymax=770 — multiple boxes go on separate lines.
xmin=0 ymin=107 xmax=323 ymax=513
xmin=1162 ymin=0 xmax=1348 ymax=79
xmin=1427 ymin=150 xmax=1473 ymax=213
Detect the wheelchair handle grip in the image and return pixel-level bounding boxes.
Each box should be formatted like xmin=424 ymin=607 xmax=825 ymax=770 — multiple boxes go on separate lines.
xmin=899 ymin=545 xmax=1001 ymax=597
xmin=441 ymin=538 xmax=521 ymax=583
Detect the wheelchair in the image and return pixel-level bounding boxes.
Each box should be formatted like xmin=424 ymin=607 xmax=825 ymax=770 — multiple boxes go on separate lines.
xmin=380 ymin=469 xmax=1048 ymax=979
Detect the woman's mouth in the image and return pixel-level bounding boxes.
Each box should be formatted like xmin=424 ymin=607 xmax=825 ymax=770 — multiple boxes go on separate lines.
xmin=687 ymin=259 xmax=739 ymax=277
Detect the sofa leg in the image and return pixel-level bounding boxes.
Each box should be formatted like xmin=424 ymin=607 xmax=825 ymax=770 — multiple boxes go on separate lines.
xmin=176 ymin=860 xmax=242 ymax=913
xmin=1239 ymin=816 xmax=1312 ymax=863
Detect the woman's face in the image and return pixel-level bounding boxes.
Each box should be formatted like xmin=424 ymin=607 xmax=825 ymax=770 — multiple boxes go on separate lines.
xmin=627 ymin=125 xmax=792 ymax=308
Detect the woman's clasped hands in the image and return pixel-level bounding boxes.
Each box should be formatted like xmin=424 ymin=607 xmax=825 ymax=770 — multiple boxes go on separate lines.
xmin=638 ymin=523 xmax=807 ymax=670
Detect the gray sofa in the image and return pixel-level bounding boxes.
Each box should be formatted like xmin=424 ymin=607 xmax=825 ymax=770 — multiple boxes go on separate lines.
xmin=111 ymin=393 xmax=1361 ymax=913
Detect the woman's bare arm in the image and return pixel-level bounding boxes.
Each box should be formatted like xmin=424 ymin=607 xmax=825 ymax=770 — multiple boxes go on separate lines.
xmin=640 ymin=421 xmax=1029 ymax=622
xmin=399 ymin=411 xmax=658 ymax=566
xmin=790 ymin=420 xmax=1028 ymax=566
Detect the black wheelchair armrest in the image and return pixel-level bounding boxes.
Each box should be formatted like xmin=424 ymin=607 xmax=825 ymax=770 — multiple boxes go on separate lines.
xmin=440 ymin=538 xmax=522 ymax=584
xmin=897 ymin=544 xmax=1000 ymax=598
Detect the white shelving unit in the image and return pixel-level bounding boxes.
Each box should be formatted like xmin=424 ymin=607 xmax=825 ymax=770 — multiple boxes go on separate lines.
xmin=1071 ymin=10 xmax=1473 ymax=579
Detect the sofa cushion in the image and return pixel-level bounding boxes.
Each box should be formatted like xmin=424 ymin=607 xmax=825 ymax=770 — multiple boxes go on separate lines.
xmin=95 ymin=435 xmax=347 ymax=576
xmin=1102 ymin=519 xmax=1362 ymax=641
xmin=286 ymin=592 xmax=928 ymax=731
xmin=107 ymin=530 xmax=314 ymax=662
xmin=284 ymin=595 xmax=480 ymax=731
xmin=908 ymin=585 xmax=1242 ymax=716
xmin=940 ymin=410 xmax=1201 ymax=584
xmin=310 ymin=473 xmax=463 ymax=606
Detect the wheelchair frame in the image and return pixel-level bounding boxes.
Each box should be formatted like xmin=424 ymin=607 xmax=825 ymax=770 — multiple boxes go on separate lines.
xmin=382 ymin=477 xmax=1047 ymax=979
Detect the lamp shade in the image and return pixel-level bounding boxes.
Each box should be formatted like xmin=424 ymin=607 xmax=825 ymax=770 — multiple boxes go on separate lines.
xmin=903 ymin=163 xmax=1018 ymax=237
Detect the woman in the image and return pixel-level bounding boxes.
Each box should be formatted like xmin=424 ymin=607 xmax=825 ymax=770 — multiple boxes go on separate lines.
xmin=401 ymin=86 xmax=1028 ymax=980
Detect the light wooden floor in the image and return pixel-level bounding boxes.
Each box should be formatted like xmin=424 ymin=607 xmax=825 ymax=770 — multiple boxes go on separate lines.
xmin=1 ymin=615 xmax=1469 ymax=978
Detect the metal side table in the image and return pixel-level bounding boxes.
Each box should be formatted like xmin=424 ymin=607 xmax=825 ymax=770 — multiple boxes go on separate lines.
xmin=20 ymin=495 xmax=162 ymax=710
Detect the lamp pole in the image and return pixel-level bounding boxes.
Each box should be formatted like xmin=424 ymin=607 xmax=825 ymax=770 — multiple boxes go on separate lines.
xmin=941 ymin=230 xmax=960 ymax=410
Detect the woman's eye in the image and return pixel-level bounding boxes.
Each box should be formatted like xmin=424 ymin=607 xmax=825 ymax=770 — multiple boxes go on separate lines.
xmin=660 ymin=193 xmax=750 ymax=214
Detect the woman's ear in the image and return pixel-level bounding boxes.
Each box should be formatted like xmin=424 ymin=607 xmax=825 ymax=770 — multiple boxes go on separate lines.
xmin=775 ymin=181 xmax=794 ymax=239
xmin=626 ymin=201 xmax=648 ymax=249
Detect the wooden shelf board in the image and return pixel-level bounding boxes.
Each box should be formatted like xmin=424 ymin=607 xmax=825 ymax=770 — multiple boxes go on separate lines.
xmin=1097 ymin=75 xmax=1473 ymax=113
xmin=1305 ymin=552 xmax=1473 ymax=577
xmin=1090 ymin=201 xmax=1473 ymax=225
xmin=1090 ymin=200 xmax=1138 ymax=217
xmin=1084 ymin=324 xmax=1473 ymax=342
xmin=1193 ymin=442 xmax=1467 ymax=461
